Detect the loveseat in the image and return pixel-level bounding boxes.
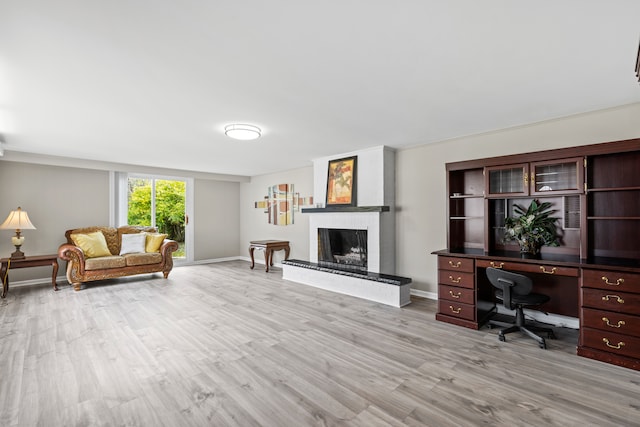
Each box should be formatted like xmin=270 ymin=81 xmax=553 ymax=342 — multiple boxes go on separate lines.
xmin=58 ymin=225 xmax=179 ymax=291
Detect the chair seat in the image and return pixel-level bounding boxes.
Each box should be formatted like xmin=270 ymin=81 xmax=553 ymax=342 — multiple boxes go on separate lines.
xmin=495 ymin=289 xmax=550 ymax=306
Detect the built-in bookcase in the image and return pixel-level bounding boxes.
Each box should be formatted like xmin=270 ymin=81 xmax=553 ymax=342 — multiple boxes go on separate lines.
xmin=446 ymin=140 xmax=640 ymax=260
xmin=586 ymin=150 xmax=640 ymax=261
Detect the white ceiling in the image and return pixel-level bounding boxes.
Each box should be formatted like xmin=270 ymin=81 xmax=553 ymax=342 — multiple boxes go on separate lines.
xmin=2 ymin=1 xmax=639 ymax=177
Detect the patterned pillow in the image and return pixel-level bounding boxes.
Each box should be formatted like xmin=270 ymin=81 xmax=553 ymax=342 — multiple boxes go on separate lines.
xmin=120 ymin=233 xmax=146 ymax=255
xmin=70 ymin=231 xmax=112 ymax=258
xmin=145 ymin=233 xmax=168 ymax=252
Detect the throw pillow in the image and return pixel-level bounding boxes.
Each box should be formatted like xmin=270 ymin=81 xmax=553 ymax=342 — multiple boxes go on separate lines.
xmin=145 ymin=233 xmax=168 ymax=253
xmin=119 ymin=233 xmax=146 ymax=255
xmin=70 ymin=231 xmax=112 ymax=258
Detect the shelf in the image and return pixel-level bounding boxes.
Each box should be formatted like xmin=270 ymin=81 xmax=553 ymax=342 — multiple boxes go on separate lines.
xmin=587 ymin=186 xmax=640 ymax=192
xmin=587 ymin=216 xmax=640 ymax=220
xmin=450 ymin=194 xmax=483 ymax=199
xmin=301 ymin=206 xmax=390 ymax=213
xmin=450 ymin=216 xmax=483 ymax=220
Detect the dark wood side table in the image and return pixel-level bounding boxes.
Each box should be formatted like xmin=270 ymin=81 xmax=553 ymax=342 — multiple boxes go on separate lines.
xmin=249 ymin=240 xmax=290 ymax=273
xmin=1 ymin=254 xmax=59 ymax=298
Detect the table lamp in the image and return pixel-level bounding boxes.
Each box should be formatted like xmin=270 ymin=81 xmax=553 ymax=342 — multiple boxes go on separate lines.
xmin=0 ymin=207 xmax=37 ymax=260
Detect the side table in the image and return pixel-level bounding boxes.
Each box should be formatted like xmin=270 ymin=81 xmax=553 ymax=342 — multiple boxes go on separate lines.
xmin=249 ymin=240 xmax=290 ymax=273
xmin=1 ymin=254 xmax=59 ymax=298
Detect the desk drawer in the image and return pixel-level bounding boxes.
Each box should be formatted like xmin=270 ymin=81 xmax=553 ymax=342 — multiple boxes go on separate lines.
xmin=582 ymin=308 xmax=640 ymax=336
xmin=582 ymin=288 xmax=640 ymax=315
xmin=439 ymin=284 xmax=475 ymax=305
xmin=438 ymin=256 xmax=474 ymax=273
xmin=582 ymin=327 xmax=640 ymax=360
xmin=438 ymin=270 xmax=475 ymax=289
xmin=476 ymin=260 xmax=579 ymax=277
xmin=583 ymin=269 xmax=640 ymax=293
xmin=438 ymin=300 xmax=475 ymax=321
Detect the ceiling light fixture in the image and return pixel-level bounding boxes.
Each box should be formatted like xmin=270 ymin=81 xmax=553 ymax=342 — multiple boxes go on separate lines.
xmin=224 ymin=124 xmax=261 ymax=140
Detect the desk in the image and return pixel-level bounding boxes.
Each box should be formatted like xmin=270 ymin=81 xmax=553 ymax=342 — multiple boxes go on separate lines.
xmin=433 ymin=249 xmax=640 ymax=371
xmin=1 ymin=254 xmax=59 ymax=298
xmin=249 ymin=240 xmax=290 ymax=273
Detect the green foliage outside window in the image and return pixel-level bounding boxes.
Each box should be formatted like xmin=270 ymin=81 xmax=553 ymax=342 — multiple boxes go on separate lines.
xmin=128 ymin=179 xmax=185 ymax=242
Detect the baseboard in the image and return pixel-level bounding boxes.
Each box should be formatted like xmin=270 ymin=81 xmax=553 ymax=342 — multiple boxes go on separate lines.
xmin=188 ymin=256 xmax=248 ymax=265
xmin=410 ymin=288 xmax=437 ymax=300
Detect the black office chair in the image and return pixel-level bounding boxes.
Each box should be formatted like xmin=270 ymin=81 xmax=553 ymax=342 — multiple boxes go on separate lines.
xmin=486 ymin=267 xmax=555 ymax=349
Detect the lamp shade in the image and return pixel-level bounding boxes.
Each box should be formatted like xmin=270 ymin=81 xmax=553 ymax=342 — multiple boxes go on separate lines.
xmin=0 ymin=207 xmax=36 ymax=230
xmin=224 ymin=124 xmax=261 ymax=140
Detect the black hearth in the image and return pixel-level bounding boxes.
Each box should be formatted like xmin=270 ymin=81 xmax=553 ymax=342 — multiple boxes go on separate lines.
xmin=318 ymin=228 xmax=367 ymax=272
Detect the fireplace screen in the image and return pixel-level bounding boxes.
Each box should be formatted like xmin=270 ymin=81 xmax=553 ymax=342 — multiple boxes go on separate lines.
xmin=318 ymin=228 xmax=367 ymax=271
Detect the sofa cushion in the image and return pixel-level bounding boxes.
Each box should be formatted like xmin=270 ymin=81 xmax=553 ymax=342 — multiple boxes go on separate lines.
xmin=85 ymin=255 xmax=126 ymax=270
xmin=124 ymin=252 xmax=163 ymax=266
xmin=70 ymin=231 xmax=112 ymax=258
xmin=145 ymin=233 xmax=168 ymax=253
xmin=120 ymin=233 xmax=146 ymax=255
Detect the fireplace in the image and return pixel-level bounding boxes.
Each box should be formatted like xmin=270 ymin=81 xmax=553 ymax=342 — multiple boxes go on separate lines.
xmin=318 ymin=228 xmax=367 ymax=272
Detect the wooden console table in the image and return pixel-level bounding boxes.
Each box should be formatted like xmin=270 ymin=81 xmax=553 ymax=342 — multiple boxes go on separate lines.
xmin=249 ymin=240 xmax=290 ymax=273
xmin=1 ymin=254 xmax=59 ymax=298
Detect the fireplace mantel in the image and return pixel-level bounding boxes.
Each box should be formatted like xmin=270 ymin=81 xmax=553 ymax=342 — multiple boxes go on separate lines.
xmin=302 ymin=206 xmax=390 ymax=213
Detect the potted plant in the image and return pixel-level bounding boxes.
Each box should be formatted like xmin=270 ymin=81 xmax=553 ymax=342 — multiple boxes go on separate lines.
xmin=503 ymin=199 xmax=560 ymax=255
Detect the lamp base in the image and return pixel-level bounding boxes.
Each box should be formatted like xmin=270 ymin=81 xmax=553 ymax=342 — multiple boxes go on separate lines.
xmin=10 ymin=247 xmax=25 ymax=260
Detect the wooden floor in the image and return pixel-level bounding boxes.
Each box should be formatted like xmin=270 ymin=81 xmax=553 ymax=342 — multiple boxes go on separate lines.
xmin=1 ymin=260 xmax=639 ymax=426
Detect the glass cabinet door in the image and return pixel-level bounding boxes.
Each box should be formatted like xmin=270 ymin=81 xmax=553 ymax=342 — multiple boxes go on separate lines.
xmin=531 ymin=157 xmax=584 ymax=195
xmin=485 ymin=163 xmax=528 ymax=197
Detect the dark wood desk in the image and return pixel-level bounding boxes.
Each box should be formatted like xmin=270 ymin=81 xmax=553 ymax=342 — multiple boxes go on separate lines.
xmin=433 ymin=249 xmax=640 ymax=371
xmin=249 ymin=240 xmax=290 ymax=273
xmin=1 ymin=255 xmax=59 ymax=298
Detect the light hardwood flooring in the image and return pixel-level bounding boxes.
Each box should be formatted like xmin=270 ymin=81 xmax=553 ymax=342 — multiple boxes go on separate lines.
xmin=1 ymin=260 xmax=639 ymax=426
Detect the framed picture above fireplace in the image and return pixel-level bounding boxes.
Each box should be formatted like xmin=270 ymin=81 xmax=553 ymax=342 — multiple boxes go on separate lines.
xmin=326 ymin=155 xmax=357 ymax=207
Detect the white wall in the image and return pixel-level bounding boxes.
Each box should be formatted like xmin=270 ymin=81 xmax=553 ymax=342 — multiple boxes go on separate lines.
xmin=397 ymin=102 xmax=640 ymax=294
xmin=239 ymin=166 xmax=314 ymax=265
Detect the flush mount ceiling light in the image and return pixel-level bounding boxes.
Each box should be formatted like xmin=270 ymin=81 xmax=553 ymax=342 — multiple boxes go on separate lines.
xmin=224 ymin=124 xmax=261 ymax=140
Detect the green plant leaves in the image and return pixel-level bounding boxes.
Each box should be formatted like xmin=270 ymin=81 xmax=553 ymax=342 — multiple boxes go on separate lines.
xmin=504 ymin=199 xmax=560 ymax=248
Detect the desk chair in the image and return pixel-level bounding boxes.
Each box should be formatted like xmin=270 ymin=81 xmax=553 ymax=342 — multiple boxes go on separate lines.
xmin=486 ymin=267 xmax=555 ymax=349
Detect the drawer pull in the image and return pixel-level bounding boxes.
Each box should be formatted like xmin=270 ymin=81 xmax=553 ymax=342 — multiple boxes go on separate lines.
xmin=539 ymin=266 xmax=557 ymax=275
xmin=490 ymin=262 xmax=504 ymax=269
xmin=602 ymin=338 xmax=625 ymax=350
xmin=602 ymin=295 xmax=624 ymax=304
xmin=448 ymin=261 xmax=462 ymax=268
xmin=601 ymin=276 xmax=624 ymax=286
xmin=448 ymin=276 xmax=461 ymax=284
xmin=449 ymin=290 xmax=461 ymax=299
xmin=449 ymin=305 xmax=462 ymax=314
xmin=602 ymin=317 xmax=625 ymax=328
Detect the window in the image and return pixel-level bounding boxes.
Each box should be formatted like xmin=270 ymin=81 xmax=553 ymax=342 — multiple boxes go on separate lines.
xmin=113 ymin=173 xmax=193 ymax=263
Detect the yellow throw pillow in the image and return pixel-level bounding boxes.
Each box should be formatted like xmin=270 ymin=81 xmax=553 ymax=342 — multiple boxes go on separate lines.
xmin=70 ymin=231 xmax=112 ymax=258
xmin=145 ymin=233 xmax=168 ymax=253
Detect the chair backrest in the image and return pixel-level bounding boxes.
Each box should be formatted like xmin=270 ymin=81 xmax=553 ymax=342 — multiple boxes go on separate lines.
xmin=486 ymin=267 xmax=533 ymax=310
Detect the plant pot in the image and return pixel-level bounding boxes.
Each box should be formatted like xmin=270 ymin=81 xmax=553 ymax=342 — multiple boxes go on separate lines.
xmin=518 ymin=237 xmax=542 ymax=255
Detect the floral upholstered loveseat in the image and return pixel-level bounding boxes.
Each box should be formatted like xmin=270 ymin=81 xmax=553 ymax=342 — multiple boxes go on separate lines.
xmin=58 ymin=225 xmax=179 ymax=291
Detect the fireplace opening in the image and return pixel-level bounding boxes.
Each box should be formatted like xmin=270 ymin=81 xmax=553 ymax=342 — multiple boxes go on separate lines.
xmin=318 ymin=228 xmax=368 ymax=272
